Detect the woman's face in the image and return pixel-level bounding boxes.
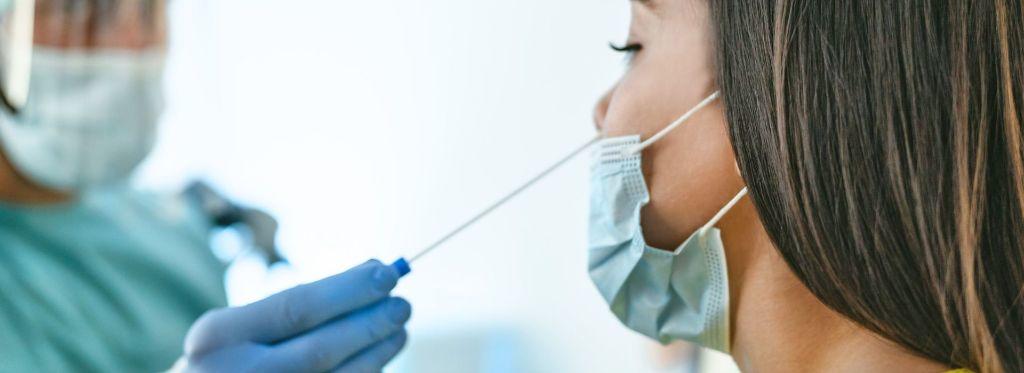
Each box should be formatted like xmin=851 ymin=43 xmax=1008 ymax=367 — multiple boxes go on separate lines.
xmin=593 ymin=0 xmax=746 ymax=250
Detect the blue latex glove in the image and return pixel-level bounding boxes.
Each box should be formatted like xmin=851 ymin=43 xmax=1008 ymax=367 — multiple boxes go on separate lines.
xmin=181 ymin=260 xmax=411 ymax=372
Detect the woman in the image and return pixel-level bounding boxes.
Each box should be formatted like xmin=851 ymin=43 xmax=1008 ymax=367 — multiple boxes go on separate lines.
xmin=588 ymin=0 xmax=1021 ymax=372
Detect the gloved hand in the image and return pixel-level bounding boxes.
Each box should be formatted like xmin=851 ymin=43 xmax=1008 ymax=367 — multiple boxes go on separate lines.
xmin=180 ymin=260 xmax=411 ymax=373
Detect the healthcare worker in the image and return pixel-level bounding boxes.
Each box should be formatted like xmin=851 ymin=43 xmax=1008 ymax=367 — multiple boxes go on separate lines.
xmin=0 ymin=1 xmax=410 ymax=372
xmin=588 ymin=0 xmax=1020 ymax=372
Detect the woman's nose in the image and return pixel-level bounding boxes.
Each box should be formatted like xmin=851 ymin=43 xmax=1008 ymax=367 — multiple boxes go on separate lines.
xmin=593 ymin=86 xmax=615 ymax=133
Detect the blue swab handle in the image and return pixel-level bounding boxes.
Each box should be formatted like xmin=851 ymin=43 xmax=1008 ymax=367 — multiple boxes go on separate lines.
xmin=390 ymin=258 xmax=412 ymax=278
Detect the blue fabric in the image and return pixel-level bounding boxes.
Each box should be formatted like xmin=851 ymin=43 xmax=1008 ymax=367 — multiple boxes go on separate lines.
xmin=0 ymin=186 xmax=226 ymax=372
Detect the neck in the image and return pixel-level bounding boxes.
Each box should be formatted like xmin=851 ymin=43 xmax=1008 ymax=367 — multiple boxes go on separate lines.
xmin=0 ymin=148 xmax=71 ymax=205
xmin=719 ymin=200 xmax=949 ymax=373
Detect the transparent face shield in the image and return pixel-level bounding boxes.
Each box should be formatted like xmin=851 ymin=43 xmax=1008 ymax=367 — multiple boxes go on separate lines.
xmin=0 ymin=0 xmax=35 ymax=113
xmin=0 ymin=0 xmax=167 ymax=114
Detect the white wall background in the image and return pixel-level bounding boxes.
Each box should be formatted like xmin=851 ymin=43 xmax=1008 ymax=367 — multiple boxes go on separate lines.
xmin=137 ymin=1 xmax=739 ymax=372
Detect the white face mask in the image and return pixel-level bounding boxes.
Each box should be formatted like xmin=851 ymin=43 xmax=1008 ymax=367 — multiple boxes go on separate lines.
xmin=0 ymin=47 xmax=166 ymax=192
xmin=588 ymin=92 xmax=748 ymax=353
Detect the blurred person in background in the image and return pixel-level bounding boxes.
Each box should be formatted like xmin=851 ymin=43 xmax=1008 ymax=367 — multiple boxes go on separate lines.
xmin=588 ymin=0 xmax=1021 ymax=372
xmin=0 ymin=1 xmax=411 ymax=371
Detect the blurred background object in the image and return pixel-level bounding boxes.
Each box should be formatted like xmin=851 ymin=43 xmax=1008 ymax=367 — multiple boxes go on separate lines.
xmin=136 ymin=0 xmax=741 ymax=372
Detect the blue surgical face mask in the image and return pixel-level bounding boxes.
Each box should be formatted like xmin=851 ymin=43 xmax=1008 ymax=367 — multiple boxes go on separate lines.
xmin=587 ymin=92 xmax=748 ymax=353
xmin=0 ymin=47 xmax=166 ymax=192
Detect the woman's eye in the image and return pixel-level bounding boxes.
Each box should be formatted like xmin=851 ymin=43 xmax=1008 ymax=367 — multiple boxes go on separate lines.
xmin=609 ymin=42 xmax=643 ymax=63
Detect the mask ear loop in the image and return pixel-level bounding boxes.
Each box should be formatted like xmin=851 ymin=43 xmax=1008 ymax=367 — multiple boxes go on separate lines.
xmin=615 ymin=90 xmax=744 ymax=231
xmin=702 ymin=187 xmax=749 ymax=232
xmin=622 ymin=91 xmax=721 ymax=156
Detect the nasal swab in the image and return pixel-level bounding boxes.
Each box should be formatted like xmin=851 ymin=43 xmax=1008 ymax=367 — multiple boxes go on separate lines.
xmin=389 ymin=135 xmax=600 ymax=276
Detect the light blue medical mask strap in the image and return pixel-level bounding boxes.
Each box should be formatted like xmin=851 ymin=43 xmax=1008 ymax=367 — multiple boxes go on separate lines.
xmin=622 ymin=91 xmax=722 ymax=156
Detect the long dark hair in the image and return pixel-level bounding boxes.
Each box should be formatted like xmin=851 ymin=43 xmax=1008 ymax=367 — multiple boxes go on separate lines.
xmin=707 ymin=1 xmax=1023 ymax=371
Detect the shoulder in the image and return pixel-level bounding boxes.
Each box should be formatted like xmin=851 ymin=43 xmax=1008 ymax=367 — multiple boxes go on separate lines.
xmin=83 ymin=186 xmax=214 ymax=234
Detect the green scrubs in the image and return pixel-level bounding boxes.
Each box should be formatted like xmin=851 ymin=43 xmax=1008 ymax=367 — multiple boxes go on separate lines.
xmin=0 ymin=186 xmax=227 ymax=372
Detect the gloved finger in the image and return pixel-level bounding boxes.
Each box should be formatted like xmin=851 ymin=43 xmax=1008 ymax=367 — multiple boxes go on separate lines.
xmin=182 ymin=343 xmax=271 ymax=373
xmin=265 ymin=297 xmax=412 ymax=373
xmin=331 ymin=330 xmax=408 ymax=373
xmin=186 ymin=260 xmax=400 ymax=353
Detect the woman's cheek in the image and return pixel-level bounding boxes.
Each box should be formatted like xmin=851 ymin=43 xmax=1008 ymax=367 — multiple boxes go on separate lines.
xmin=601 ymin=74 xmax=677 ymax=139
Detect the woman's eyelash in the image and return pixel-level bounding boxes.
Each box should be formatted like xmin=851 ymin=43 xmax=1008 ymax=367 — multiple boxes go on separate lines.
xmin=609 ymin=42 xmax=643 ymax=53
